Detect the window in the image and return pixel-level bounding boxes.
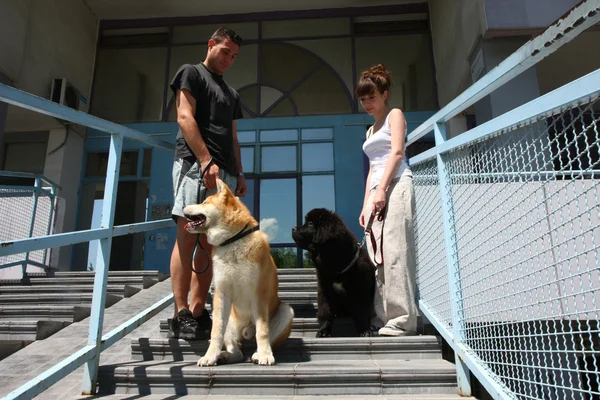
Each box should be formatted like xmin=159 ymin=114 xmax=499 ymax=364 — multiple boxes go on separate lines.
xmin=240 ymin=127 xmax=335 ymax=267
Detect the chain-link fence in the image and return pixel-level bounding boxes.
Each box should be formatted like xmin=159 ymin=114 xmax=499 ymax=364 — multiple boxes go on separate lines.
xmin=0 ymin=173 xmax=58 ymax=278
xmin=414 ymin=90 xmax=599 ymax=399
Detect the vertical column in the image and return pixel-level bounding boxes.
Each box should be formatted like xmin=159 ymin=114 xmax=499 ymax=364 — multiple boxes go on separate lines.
xmin=82 ymin=133 xmax=123 ymax=394
xmin=434 ymin=122 xmax=472 ymax=396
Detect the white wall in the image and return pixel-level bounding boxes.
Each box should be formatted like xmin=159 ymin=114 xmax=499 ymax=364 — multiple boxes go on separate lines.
xmin=43 ymin=127 xmax=85 ymax=271
xmin=0 ymin=0 xmax=98 ymax=132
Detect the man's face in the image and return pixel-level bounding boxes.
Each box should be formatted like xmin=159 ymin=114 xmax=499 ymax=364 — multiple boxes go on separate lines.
xmin=206 ymin=37 xmax=239 ymax=74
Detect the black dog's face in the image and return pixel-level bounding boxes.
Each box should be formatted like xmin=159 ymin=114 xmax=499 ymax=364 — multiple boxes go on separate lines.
xmin=292 ymin=208 xmax=337 ymax=251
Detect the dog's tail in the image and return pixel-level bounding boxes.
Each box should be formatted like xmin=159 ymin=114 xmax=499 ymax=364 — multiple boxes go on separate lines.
xmin=269 ymin=302 xmax=294 ymax=350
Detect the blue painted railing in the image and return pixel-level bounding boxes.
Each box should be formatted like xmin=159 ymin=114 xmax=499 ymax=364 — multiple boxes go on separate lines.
xmin=0 ymin=171 xmax=59 ymax=278
xmin=0 ymin=84 xmax=176 ymax=398
xmin=407 ymin=2 xmax=600 ymax=398
xmin=0 ymin=1 xmax=598 ymax=399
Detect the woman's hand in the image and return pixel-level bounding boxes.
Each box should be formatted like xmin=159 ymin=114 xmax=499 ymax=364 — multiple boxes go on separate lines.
xmin=372 ymin=186 xmax=387 ymax=215
xmin=359 ymin=209 xmax=366 ymax=228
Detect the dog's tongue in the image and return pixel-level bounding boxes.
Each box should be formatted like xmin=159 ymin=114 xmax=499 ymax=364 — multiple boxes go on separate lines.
xmin=184 ymin=221 xmax=193 ymax=230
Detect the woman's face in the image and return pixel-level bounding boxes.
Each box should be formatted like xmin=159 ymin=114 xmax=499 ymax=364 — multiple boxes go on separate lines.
xmin=358 ymin=90 xmax=388 ymax=115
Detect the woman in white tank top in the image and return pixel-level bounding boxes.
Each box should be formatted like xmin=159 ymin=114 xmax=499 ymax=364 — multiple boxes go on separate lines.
xmin=356 ymin=64 xmax=418 ymax=336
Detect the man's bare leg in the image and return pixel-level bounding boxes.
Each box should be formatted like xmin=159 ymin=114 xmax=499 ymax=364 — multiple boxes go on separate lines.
xmin=190 ymin=233 xmax=213 ymax=318
xmin=170 ymin=217 xmax=197 ymax=315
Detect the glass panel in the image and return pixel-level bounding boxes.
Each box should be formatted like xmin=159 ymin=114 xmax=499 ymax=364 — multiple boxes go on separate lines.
xmin=239 ymin=85 xmax=258 ymax=115
xmin=265 ymin=97 xmax=295 ymax=117
xmin=260 ymin=86 xmax=284 ymax=114
xmin=301 ymin=128 xmax=333 ymax=140
xmin=355 ymin=34 xmax=436 ymax=112
xmin=85 ymin=151 xmax=139 ymax=177
xmin=241 ymin=147 xmax=254 ymax=173
xmin=261 ymin=43 xmax=321 ymax=92
xmin=237 ymin=130 xmax=256 ymax=143
xmin=302 ymin=143 xmax=334 ymax=172
xmin=262 ymin=18 xmax=350 ymax=39
xmin=240 ymin=178 xmax=255 ymax=216
xmin=260 ymin=129 xmax=298 ymax=142
xmin=142 ymin=149 xmax=152 ymax=177
xmin=261 ymin=146 xmax=296 ymax=172
xmin=302 ymin=175 xmax=335 ymax=216
xmin=92 ymin=47 xmax=167 ymax=122
xmin=289 ymin=38 xmax=353 ymax=95
xmin=271 ymin=247 xmax=298 ymax=269
xmin=259 ymin=179 xmax=296 ymax=244
xmin=290 ymin=65 xmax=353 ymax=115
xmin=173 ymin=22 xmax=259 ymax=43
xmin=303 ymin=250 xmax=316 ymax=268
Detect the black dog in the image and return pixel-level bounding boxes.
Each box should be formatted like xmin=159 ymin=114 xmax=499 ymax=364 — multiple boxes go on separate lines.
xmin=292 ymin=208 xmax=376 ymax=337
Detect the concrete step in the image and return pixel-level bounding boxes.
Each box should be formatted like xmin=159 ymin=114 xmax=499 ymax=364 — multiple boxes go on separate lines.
xmin=0 ymin=284 xmax=141 ymax=298
xmin=0 ymin=292 xmax=122 ymax=307
xmin=131 ymin=336 xmax=443 ymax=362
xmin=159 ymin=303 xmax=319 ymax=321
xmin=25 ymin=270 xmax=170 ymax=281
xmin=97 ymin=359 xmax=458 ymax=396
xmin=0 ymin=304 xmax=91 ymax=322
xmin=4 ymin=275 xmax=159 ymax=289
xmin=159 ymin=317 xmax=323 ymax=338
xmin=276 ymin=268 xmax=316 ymax=275
xmin=83 ymin=395 xmax=471 ymax=399
xmin=0 ymin=319 xmax=70 ymax=341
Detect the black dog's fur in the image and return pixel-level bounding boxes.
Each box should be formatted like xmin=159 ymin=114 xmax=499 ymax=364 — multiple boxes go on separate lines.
xmin=292 ymin=208 xmax=376 ymax=337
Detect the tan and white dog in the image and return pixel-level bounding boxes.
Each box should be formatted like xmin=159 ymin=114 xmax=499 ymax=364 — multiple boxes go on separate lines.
xmin=183 ymin=179 xmax=294 ymax=366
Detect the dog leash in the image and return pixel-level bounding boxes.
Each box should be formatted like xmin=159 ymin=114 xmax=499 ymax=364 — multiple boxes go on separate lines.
xmin=364 ymin=206 xmax=385 ymax=266
xmin=190 ymin=158 xmax=214 ymax=275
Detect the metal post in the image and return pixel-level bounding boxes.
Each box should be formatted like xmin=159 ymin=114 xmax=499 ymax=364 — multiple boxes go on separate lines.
xmin=43 ymin=184 xmax=57 ymax=267
xmin=23 ymin=177 xmax=42 ymax=280
xmin=434 ymin=122 xmax=472 ymax=396
xmin=81 ymin=133 xmax=123 ymax=394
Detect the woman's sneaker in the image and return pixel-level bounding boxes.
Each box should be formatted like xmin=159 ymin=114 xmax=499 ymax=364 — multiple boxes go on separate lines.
xmin=194 ymin=309 xmax=212 ymax=340
xmin=378 ymin=325 xmax=416 ymax=337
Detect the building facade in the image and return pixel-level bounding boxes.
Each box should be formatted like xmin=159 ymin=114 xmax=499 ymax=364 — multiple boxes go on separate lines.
xmin=1 ymin=0 xmax=598 ymax=275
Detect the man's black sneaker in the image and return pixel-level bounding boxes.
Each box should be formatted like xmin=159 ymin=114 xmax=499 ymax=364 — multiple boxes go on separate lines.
xmin=168 ymin=309 xmax=198 ymax=340
xmin=194 ymin=309 xmax=212 ymax=340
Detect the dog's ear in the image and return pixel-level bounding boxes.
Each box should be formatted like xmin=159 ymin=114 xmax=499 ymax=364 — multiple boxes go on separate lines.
xmin=216 ymin=179 xmax=226 ymax=193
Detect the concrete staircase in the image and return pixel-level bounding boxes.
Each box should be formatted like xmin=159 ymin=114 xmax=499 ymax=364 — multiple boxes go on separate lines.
xmin=0 ymin=270 xmax=168 ymax=360
xmin=95 ymin=268 xmax=465 ymax=398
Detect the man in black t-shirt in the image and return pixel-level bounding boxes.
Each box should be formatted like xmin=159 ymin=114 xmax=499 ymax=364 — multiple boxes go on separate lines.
xmin=168 ymin=27 xmax=246 ymax=340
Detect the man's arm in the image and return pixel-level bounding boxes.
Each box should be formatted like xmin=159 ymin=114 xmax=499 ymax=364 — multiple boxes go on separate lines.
xmin=176 ymin=88 xmax=220 ymax=188
xmin=232 ymin=120 xmax=247 ymax=197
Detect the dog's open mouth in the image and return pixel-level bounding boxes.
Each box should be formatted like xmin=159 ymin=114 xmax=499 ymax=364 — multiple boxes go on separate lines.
xmin=184 ymin=214 xmax=206 ymax=231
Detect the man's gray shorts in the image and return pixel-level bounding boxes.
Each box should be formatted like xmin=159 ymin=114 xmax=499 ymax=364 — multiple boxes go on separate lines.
xmin=171 ymin=156 xmax=239 ymax=222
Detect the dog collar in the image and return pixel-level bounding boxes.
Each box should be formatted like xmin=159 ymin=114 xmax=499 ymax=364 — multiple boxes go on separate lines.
xmin=337 ymin=244 xmax=361 ymax=275
xmin=219 ymin=224 xmax=260 ymax=247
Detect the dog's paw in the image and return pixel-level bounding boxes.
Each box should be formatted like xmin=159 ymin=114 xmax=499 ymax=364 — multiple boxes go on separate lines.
xmin=252 ymin=351 xmax=276 ymax=366
xmin=359 ymin=329 xmax=374 ymax=337
xmin=197 ymin=351 xmax=221 ymax=367
xmin=316 ymin=327 xmax=332 ymax=337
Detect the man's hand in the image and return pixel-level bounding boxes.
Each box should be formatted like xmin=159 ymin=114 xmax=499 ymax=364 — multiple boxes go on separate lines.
xmin=201 ymin=160 xmax=220 ymax=190
xmin=235 ymin=175 xmax=247 ymax=197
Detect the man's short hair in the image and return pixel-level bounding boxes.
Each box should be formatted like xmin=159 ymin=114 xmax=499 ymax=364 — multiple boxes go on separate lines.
xmin=211 ymin=27 xmax=243 ymax=46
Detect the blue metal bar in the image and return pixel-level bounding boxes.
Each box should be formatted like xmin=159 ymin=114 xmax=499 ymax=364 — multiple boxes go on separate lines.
xmin=101 ymin=293 xmax=174 ymax=350
xmin=0 ymin=171 xmax=62 ymax=190
xmin=22 ymin=177 xmax=41 ymax=279
xmin=43 ymin=185 xmax=57 ymax=266
xmin=0 ymin=220 xmax=175 ymax=258
xmin=434 ymin=122 xmax=472 ymax=397
xmin=82 ymin=133 xmax=123 ymax=394
xmin=437 ymin=68 xmax=600 ymax=156
xmin=112 ymin=219 xmax=174 ymax=237
xmin=419 ymin=302 xmax=513 ymax=400
xmin=0 ymin=83 xmax=175 ymax=151
xmin=406 ymin=0 xmax=600 ymax=146
xmin=0 ymin=228 xmax=110 ymax=257
xmin=1 ymin=345 xmax=96 ymax=400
